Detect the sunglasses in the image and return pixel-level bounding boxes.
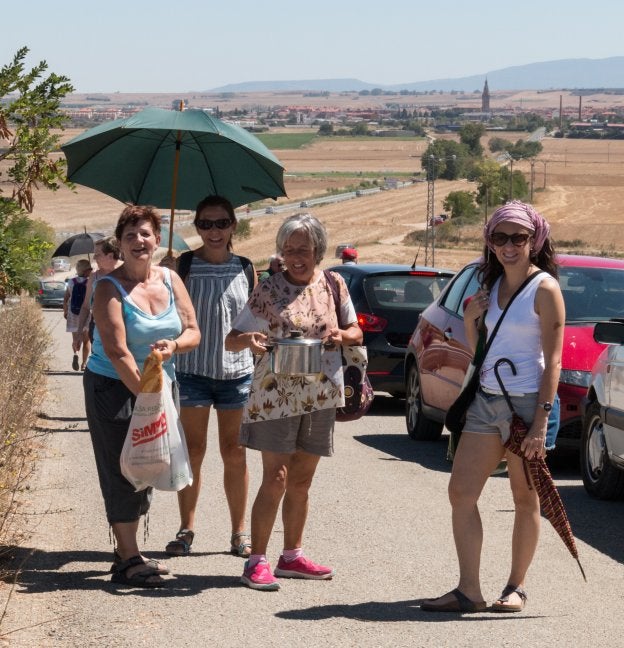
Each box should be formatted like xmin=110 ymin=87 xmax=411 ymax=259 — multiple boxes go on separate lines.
xmin=195 ymin=218 xmax=233 ymax=230
xmin=489 ymin=232 xmax=531 ymax=247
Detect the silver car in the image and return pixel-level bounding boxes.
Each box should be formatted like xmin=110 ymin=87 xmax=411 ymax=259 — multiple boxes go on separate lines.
xmin=582 ymin=320 xmax=624 ymax=499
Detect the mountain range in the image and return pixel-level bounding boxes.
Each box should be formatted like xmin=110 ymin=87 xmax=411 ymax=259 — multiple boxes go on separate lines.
xmin=210 ymin=57 xmax=624 ymax=93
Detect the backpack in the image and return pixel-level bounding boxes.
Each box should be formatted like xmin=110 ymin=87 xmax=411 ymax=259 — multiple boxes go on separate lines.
xmin=70 ymin=277 xmax=87 ymax=315
xmin=177 ymin=251 xmax=255 ymax=296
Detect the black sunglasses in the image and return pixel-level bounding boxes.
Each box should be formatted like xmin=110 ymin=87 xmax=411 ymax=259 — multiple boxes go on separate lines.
xmin=489 ymin=232 xmax=531 ymax=247
xmin=195 ymin=218 xmax=233 ymax=230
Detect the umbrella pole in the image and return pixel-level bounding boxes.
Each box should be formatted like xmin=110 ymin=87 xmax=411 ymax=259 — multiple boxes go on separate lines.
xmin=168 ymin=137 xmax=181 ymax=256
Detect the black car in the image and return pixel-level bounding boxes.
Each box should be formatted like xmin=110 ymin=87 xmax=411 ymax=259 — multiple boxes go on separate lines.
xmin=328 ymin=263 xmax=454 ymax=396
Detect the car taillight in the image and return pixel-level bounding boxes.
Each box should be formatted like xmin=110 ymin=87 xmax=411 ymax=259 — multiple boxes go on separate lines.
xmin=38 ymin=289 xmax=44 ymax=295
xmin=357 ymin=312 xmax=387 ymax=332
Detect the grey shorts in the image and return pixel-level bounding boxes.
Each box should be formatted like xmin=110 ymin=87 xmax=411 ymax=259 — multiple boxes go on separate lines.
xmin=463 ymin=389 xmax=538 ymax=444
xmin=240 ymin=408 xmax=336 ymax=457
xmin=83 ymin=368 xmax=179 ymax=524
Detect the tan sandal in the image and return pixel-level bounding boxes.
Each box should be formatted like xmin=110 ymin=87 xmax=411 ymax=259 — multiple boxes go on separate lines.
xmin=491 ymin=584 xmax=527 ymax=612
xmin=230 ymin=531 xmax=251 ymax=558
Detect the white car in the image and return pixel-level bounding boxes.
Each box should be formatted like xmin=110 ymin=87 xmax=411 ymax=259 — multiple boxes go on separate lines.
xmin=52 ymin=257 xmax=71 ymax=272
xmin=582 ymin=320 xmax=624 ymax=499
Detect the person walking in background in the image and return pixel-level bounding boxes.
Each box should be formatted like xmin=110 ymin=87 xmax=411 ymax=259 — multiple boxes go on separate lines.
xmin=83 ymin=205 xmax=200 ymax=588
xmin=258 ymin=254 xmax=284 ymax=281
xmin=422 ymin=201 xmax=564 ymax=613
xmin=75 ymin=236 xmax=122 ymax=351
xmin=225 ymin=213 xmax=363 ymax=591
xmin=64 ymin=258 xmax=92 ymax=371
xmin=341 ymin=248 xmax=358 ymax=264
xmin=165 ymin=195 xmax=257 ymax=560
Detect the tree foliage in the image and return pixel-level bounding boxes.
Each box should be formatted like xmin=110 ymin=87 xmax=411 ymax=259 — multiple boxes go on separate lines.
xmin=0 ymin=47 xmax=74 ymax=295
xmin=443 ymin=190 xmax=479 ymax=220
xmin=459 ymin=122 xmax=485 ymax=156
xmin=421 ymin=140 xmax=468 ymax=180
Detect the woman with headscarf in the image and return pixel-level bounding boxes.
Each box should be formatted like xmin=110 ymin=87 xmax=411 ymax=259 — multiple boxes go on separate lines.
xmin=422 ymin=201 xmax=565 ymax=614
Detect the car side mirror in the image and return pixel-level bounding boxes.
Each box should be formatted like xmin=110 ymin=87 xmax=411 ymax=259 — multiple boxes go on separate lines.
xmin=593 ymin=320 xmax=624 ymax=345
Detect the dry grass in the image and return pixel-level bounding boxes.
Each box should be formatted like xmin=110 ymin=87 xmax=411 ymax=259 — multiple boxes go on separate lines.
xmin=0 ymin=302 xmax=51 ymax=557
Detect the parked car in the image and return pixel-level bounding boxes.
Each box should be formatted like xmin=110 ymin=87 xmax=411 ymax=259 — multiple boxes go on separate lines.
xmin=334 ymin=243 xmax=356 ymax=258
xmin=404 ymin=254 xmax=624 ymax=447
xmin=581 ymin=321 xmax=624 ymax=499
xmin=52 ymin=257 xmax=71 ymax=273
xmin=35 ymin=280 xmax=66 ymax=308
xmin=328 ymin=263 xmax=454 ymax=397
xmin=429 ymin=214 xmax=448 ymax=226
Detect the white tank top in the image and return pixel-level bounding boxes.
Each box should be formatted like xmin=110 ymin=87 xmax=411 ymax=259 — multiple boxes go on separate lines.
xmin=480 ymin=272 xmax=549 ymax=393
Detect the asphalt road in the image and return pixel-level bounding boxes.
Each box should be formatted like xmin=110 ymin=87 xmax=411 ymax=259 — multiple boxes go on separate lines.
xmin=1 ymin=308 xmax=623 ymax=647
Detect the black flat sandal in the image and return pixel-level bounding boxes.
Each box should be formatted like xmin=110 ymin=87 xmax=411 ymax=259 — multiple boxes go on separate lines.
xmin=111 ymin=555 xmax=165 ymax=588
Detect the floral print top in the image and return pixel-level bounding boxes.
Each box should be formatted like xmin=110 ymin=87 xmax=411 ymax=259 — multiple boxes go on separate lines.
xmin=232 ymin=270 xmax=356 ymax=423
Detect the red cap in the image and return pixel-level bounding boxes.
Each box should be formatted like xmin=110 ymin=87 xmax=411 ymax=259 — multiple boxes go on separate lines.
xmin=342 ymin=247 xmax=358 ymax=260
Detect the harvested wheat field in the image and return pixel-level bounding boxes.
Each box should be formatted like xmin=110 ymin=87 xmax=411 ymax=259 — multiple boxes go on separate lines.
xmin=26 ymin=133 xmax=624 ymax=273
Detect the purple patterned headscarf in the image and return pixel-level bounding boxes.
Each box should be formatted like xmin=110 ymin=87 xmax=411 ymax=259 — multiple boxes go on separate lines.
xmin=484 ymin=200 xmax=550 ymax=254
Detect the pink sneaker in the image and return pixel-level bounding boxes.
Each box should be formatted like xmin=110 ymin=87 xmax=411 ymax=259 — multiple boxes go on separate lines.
xmin=274 ymin=555 xmax=334 ymax=580
xmin=241 ymin=560 xmax=280 ymax=591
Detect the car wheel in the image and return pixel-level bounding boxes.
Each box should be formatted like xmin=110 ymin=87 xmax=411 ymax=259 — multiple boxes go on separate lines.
xmin=405 ymin=363 xmax=443 ymax=441
xmin=581 ymin=401 xmax=624 ymax=500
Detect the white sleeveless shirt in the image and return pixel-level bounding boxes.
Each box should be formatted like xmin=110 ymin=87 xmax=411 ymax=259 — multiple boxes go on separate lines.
xmin=480 ymin=272 xmax=549 ymax=394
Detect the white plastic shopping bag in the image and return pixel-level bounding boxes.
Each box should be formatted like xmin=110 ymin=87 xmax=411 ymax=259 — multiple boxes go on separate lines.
xmin=120 ymin=351 xmax=192 ymax=492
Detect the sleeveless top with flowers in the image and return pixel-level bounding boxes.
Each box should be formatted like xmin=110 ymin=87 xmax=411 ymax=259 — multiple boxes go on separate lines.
xmin=232 ymin=271 xmax=356 ymax=423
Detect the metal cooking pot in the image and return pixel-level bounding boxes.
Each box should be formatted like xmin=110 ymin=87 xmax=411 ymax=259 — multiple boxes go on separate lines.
xmin=267 ymin=330 xmax=322 ymax=376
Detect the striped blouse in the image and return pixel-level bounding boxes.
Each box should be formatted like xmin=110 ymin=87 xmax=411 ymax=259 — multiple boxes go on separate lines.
xmin=175 ymin=254 xmax=253 ymax=380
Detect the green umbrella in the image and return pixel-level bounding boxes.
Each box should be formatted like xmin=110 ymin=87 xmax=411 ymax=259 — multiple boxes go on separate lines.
xmin=61 ymin=107 xmax=286 ymax=254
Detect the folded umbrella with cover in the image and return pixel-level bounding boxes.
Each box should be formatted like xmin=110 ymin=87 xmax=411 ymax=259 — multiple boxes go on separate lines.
xmin=494 ymin=358 xmax=587 ymax=581
xmin=61 ymin=107 xmax=287 ymax=255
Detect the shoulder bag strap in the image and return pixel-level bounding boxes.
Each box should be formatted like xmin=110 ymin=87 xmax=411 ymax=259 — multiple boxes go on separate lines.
xmin=323 ymin=270 xmax=343 ymax=328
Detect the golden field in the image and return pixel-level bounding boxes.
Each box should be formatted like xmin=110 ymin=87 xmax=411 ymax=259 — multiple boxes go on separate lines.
xmin=21 ymin=128 xmax=624 ymax=272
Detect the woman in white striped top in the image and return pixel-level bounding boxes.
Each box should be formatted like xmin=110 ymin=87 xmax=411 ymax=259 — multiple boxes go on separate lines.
xmin=166 ymin=195 xmax=257 ymax=559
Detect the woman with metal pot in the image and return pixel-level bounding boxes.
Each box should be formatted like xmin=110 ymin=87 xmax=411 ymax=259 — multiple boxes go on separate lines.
xmin=225 ymin=213 xmax=363 ymax=591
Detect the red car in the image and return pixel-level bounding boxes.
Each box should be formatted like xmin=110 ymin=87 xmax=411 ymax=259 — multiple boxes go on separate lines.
xmin=404 ymin=254 xmax=624 ymax=451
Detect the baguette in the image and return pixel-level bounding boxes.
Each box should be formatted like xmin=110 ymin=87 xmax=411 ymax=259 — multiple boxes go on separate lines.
xmin=139 ymin=349 xmax=163 ymax=393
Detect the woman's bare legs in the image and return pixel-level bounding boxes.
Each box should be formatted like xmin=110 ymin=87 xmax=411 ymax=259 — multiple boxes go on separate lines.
xmin=249 ymin=449 xmax=320 ymax=556
xmin=440 ymin=433 xmax=505 ymax=604
xmin=495 ymin=449 xmax=541 ymax=608
xmin=216 ymin=408 xmax=249 ymax=536
xmin=175 ymin=407 xmax=210 ymax=533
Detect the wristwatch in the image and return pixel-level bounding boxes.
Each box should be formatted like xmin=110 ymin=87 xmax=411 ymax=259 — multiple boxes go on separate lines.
xmin=537 ymin=401 xmax=553 ymax=412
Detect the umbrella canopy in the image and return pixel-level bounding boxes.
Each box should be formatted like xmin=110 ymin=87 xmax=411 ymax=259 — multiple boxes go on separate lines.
xmin=52 ymin=232 xmax=106 ymax=258
xmin=61 ymin=107 xmax=287 ymax=254
xmin=494 ymin=358 xmax=586 ymax=581
xmin=159 ymin=226 xmax=189 ymax=252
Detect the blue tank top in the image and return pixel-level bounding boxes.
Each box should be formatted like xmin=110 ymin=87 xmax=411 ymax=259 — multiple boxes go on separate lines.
xmin=87 ymin=267 xmax=182 ymax=380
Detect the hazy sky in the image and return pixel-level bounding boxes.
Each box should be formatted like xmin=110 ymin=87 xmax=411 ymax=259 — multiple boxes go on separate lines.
xmin=4 ymin=0 xmax=623 ymax=92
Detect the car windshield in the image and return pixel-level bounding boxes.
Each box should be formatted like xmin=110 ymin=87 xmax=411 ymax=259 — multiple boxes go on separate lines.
xmin=363 ymin=273 xmax=452 ymax=310
xmin=43 ymin=282 xmax=66 ymax=291
xmin=561 ymin=266 xmax=624 ymax=322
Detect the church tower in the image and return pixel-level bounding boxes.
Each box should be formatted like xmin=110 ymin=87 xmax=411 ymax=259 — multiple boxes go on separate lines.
xmin=481 ymin=79 xmax=490 ymax=113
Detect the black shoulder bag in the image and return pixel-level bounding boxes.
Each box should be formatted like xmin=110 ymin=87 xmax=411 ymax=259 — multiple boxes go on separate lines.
xmin=445 ymin=271 xmax=543 ymax=447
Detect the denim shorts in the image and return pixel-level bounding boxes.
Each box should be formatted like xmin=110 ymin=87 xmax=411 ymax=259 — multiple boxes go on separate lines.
xmin=176 ymin=372 xmax=252 ymax=409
